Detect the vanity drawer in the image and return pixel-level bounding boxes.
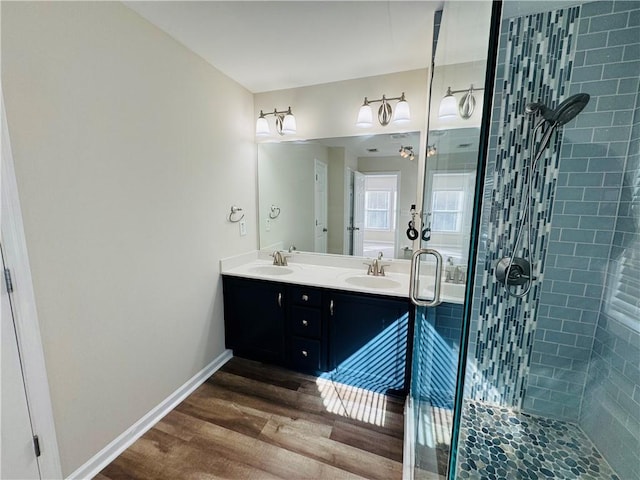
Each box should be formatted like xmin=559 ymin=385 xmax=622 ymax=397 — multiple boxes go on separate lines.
xmin=290 ymin=337 xmax=322 ymax=372
xmin=291 ymin=306 xmax=321 ymax=338
xmin=290 ymin=286 xmax=322 ymax=307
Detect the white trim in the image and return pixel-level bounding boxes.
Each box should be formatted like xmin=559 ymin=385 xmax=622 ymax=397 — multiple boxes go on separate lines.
xmin=1 ymin=91 xmax=63 ymax=479
xmin=66 ymin=349 xmax=233 ymax=480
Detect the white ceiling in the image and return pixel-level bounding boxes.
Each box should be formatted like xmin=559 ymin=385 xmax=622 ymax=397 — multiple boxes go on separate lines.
xmin=312 ymin=131 xmax=421 ymax=158
xmin=286 ymin=128 xmax=477 ymax=158
xmin=124 ymin=1 xmax=442 ymax=93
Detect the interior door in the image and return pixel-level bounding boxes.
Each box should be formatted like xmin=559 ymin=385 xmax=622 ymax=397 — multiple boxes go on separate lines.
xmin=1 ymin=244 xmax=41 ymax=480
xmin=314 ymin=159 xmax=328 ymax=253
xmin=352 ymin=171 xmax=365 ymax=256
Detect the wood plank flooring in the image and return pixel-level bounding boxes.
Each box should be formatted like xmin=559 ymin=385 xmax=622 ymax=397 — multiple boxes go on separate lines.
xmin=96 ymin=357 xmax=405 ymax=480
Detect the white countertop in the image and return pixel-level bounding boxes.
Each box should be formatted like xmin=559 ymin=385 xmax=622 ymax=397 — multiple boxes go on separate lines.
xmin=220 ymin=250 xmax=465 ymax=304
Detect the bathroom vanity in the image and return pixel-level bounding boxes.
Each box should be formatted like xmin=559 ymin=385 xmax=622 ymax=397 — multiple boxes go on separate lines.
xmin=221 ymin=251 xmax=465 ymax=397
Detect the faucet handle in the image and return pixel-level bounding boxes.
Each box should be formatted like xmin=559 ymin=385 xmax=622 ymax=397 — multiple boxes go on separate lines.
xmin=363 ymin=261 xmax=374 ymax=275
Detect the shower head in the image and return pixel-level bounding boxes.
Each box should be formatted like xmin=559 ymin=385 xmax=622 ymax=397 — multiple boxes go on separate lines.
xmin=553 ymin=93 xmax=590 ymax=126
xmin=525 ymin=93 xmax=590 ymax=126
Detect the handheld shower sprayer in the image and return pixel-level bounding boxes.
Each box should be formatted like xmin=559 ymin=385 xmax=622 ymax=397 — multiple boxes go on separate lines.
xmin=497 ymin=93 xmax=590 ymax=298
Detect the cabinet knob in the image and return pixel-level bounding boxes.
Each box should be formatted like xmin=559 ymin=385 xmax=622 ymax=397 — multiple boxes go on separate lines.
xmin=302 ymin=319 xmax=308 ymax=327
xmin=301 ymin=350 xmax=308 ymax=357
xmin=301 ymin=294 xmax=309 ymax=302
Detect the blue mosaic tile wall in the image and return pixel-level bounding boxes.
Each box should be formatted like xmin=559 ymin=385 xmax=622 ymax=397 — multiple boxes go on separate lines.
xmin=467 ymin=5 xmax=582 ymax=407
xmin=525 ymin=2 xmax=640 ymax=445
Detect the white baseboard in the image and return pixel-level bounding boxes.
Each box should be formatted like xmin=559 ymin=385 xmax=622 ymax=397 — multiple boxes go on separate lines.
xmin=67 ymin=349 xmax=233 ymax=480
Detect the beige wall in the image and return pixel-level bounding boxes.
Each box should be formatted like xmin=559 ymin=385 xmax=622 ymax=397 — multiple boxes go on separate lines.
xmin=258 ymin=143 xmax=327 ymax=252
xmin=1 ymin=2 xmax=256 ymax=475
xmin=254 ymin=69 xmax=429 ymax=141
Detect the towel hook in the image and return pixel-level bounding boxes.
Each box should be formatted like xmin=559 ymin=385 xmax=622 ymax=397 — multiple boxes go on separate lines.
xmin=269 ymin=205 xmax=281 ymax=219
xmin=228 ymin=205 xmax=245 ymax=223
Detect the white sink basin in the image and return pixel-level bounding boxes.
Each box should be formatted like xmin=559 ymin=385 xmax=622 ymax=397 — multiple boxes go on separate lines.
xmin=344 ymin=275 xmax=401 ymax=290
xmin=249 ymin=266 xmax=294 ymax=276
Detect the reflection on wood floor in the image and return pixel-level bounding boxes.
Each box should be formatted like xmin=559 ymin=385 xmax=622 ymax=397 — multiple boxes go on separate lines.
xmin=414 ymin=402 xmax=453 ymax=480
xmin=96 ymin=357 xmax=405 ymax=480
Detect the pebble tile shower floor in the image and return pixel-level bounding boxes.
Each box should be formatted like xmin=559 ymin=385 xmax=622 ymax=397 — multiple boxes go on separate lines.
xmin=456 ymin=401 xmax=620 ymax=480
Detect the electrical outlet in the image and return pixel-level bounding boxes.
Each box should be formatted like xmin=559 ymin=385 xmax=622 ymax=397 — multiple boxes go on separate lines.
xmin=239 ymin=220 xmax=247 ymax=236
xmin=265 ymin=218 xmax=271 ymax=232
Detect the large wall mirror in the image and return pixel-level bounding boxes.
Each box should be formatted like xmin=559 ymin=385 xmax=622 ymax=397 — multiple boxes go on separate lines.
xmin=258 ymin=126 xmax=481 ymax=261
xmin=256 ymin=2 xmax=489 ymax=263
xmin=258 ymin=132 xmax=420 ymax=259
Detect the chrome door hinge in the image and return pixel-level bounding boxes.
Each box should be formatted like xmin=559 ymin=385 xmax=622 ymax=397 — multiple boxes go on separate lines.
xmin=33 ymin=435 xmax=41 ymax=457
xmin=4 ymin=268 xmax=13 ymax=293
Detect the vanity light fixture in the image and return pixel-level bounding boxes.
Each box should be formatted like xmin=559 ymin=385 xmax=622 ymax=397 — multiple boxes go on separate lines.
xmin=356 ymin=92 xmax=411 ymax=128
xmin=438 ymin=85 xmax=484 ymax=120
xmin=427 ymin=144 xmax=437 ymax=157
xmin=256 ymin=107 xmax=296 ymax=136
xmin=399 ymin=145 xmax=415 ymax=161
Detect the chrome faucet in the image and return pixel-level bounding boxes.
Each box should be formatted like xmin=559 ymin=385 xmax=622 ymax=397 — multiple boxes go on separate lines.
xmin=445 ymin=257 xmax=455 ymax=283
xmin=365 ymin=252 xmax=389 ymax=276
xmin=445 ymin=257 xmax=467 ymax=284
xmin=271 ymin=250 xmax=289 ymax=266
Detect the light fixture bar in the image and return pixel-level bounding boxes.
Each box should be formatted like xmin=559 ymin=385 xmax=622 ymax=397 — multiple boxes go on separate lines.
xmin=439 ymin=85 xmax=485 ymax=120
xmin=399 ymin=145 xmax=415 ymax=161
xmin=256 ymin=106 xmax=296 ymax=136
xmin=356 ymin=92 xmax=410 ymax=127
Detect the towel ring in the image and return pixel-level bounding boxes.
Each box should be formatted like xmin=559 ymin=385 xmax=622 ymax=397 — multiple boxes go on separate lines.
xmin=228 ymin=205 xmax=245 ymax=223
xmin=269 ymin=205 xmax=281 ymax=219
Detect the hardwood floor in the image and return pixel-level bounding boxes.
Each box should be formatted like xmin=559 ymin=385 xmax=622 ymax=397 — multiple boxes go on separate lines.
xmin=96 ymin=357 xmax=405 ymax=480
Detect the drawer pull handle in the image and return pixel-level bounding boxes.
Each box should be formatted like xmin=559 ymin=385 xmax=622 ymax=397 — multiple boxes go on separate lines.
xmin=302 ymin=319 xmax=308 ymax=327
xmin=301 ymin=294 xmax=309 ymax=302
xmin=277 ymin=292 xmax=282 ymax=308
xmin=330 ymin=300 xmax=334 ymax=316
xmin=302 ymin=350 xmax=308 ymax=357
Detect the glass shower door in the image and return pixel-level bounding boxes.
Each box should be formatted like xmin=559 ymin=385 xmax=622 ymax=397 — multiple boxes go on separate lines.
xmin=406 ymin=2 xmax=495 ymax=479
xmin=448 ymin=1 xmax=640 ymax=479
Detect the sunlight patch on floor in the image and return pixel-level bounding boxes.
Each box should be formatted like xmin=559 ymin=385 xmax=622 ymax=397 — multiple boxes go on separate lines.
xmin=416 ymin=401 xmax=453 ymax=448
xmin=315 ymin=377 xmax=388 ymax=426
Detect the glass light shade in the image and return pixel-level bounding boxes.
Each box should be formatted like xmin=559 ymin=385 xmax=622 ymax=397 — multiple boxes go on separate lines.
xmin=392 ymin=99 xmax=411 ymax=123
xmin=256 ymin=116 xmax=270 ymax=136
xmin=356 ymin=104 xmax=373 ymax=127
xmin=282 ymin=113 xmax=297 ymax=134
xmin=438 ymin=94 xmax=458 ymax=119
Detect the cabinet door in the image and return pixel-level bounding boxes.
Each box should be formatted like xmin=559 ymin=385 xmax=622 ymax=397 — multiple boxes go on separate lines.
xmin=223 ymin=277 xmax=286 ymax=365
xmin=328 ymin=292 xmax=409 ymax=395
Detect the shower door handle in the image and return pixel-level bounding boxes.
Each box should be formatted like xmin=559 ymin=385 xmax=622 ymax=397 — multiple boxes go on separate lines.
xmin=409 ymin=248 xmax=443 ymax=307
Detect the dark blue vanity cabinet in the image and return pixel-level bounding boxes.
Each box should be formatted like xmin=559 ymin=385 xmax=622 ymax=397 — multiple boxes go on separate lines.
xmin=327 ymin=292 xmax=410 ymax=396
xmin=289 ymin=286 xmax=328 ymax=372
xmin=222 ymin=276 xmax=287 ymax=365
xmin=222 ymin=275 xmax=411 ymax=396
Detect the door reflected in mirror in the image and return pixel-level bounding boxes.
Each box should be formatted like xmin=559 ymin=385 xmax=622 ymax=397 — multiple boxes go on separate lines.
xmin=258 ymin=132 xmax=420 ymax=259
